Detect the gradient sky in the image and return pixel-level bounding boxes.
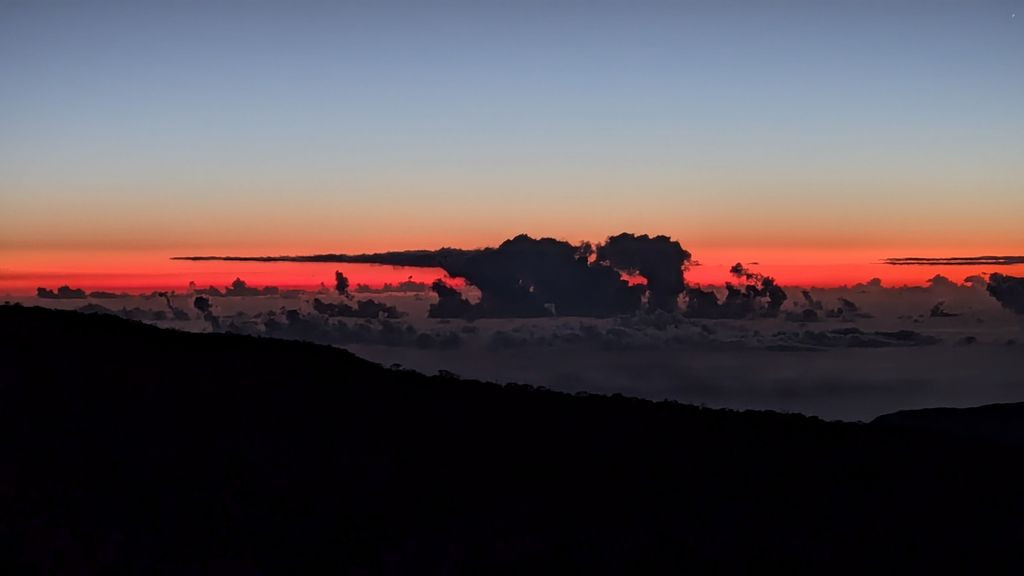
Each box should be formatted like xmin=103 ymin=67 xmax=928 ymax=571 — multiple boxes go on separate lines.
xmin=1 ymin=0 xmax=1022 ymax=290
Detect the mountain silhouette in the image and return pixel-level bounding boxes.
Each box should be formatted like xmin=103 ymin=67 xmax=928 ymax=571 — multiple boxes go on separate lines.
xmin=2 ymin=304 xmax=1024 ymax=573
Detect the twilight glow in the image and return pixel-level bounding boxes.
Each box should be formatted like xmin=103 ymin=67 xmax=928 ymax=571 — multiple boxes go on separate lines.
xmin=2 ymin=1 xmax=1022 ymax=293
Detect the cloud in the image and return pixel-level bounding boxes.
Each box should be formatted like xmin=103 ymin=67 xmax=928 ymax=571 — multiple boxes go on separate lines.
xmin=449 ymin=234 xmax=643 ymax=317
xmin=925 ymin=275 xmax=958 ymax=290
xmin=429 ymin=280 xmax=475 ymax=319
xmin=595 ymin=233 xmax=691 ymax=312
xmin=159 ymin=292 xmax=191 ymax=321
xmin=334 ymin=271 xmax=350 ymax=296
xmin=987 ymin=273 xmax=1024 ymax=314
xmin=353 ymin=278 xmax=430 ymax=294
xmin=683 ymin=263 xmax=788 ymax=319
xmin=173 ymin=233 xmax=694 ymax=318
xmin=964 ymin=275 xmax=988 ymax=289
xmin=768 ymin=328 xmax=942 ymax=350
xmin=885 ymin=256 xmax=1024 ymax=266
xmin=192 ymin=295 xmax=220 ymax=329
xmin=311 ymin=297 xmax=402 ymax=319
xmin=37 ymin=285 xmax=87 ymax=299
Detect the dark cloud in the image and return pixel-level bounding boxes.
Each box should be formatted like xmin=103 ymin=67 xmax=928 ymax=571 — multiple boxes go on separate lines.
xmin=768 ymin=328 xmax=941 ymax=350
xmin=225 ymin=278 xmax=279 ymax=297
xmin=192 ymin=295 xmax=220 ymax=329
xmin=885 ymin=256 xmax=1024 ymax=266
xmin=188 ymin=278 xmax=280 ymax=297
xmin=925 ymin=275 xmax=958 ymax=290
xmin=929 ymin=302 xmax=958 ymax=318
xmin=173 ymin=248 xmax=477 ymax=268
xmin=987 ymin=273 xmax=1024 ymax=314
xmin=37 ymin=285 xmax=86 ymax=299
xmin=450 ymin=234 xmax=643 ymax=317
xmin=174 ymin=232 xmax=694 ymax=318
xmin=311 ymin=297 xmax=402 ymax=319
xmin=682 ymin=263 xmax=788 ymax=319
xmin=334 ymin=271 xmax=350 ymax=297
xmin=193 ymin=285 xmax=225 ymax=297
xmin=160 ymin=292 xmax=191 ymax=321
xmin=964 ymin=275 xmax=988 ymax=289
xmin=353 ymin=277 xmax=430 ymax=294
xmin=801 ymin=290 xmax=823 ymax=311
xmin=595 ymin=233 xmax=690 ymax=312
xmin=683 ymin=286 xmax=723 ymax=318
xmin=193 ymin=296 xmax=212 ymax=314
xmin=429 ymin=280 xmax=475 ymax=319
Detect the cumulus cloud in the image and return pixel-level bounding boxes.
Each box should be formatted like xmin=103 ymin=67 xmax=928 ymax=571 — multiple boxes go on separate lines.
xmin=683 ymin=263 xmax=788 ymax=319
xmin=173 ymin=233 xmax=695 ymax=318
xmin=429 ymin=280 xmax=475 ymax=319
xmin=353 ymin=277 xmax=430 ymax=294
xmin=987 ymin=274 xmax=1024 ymax=314
xmin=595 ymin=233 xmax=691 ymax=312
xmin=37 ymin=285 xmax=86 ymax=299
xmin=334 ymin=271 xmax=350 ymax=297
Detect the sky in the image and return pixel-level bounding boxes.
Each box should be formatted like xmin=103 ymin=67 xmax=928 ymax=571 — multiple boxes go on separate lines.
xmin=1 ymin=0 xmax=1022 ymax=291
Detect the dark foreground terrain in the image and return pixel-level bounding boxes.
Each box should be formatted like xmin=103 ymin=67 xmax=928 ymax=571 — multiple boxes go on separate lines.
xmin=2 ymin=305 xmax=1023 ymax=574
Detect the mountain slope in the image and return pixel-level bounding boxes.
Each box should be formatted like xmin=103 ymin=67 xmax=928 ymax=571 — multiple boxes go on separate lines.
xmin=2 ymin=305 xmax=1023 ymax=574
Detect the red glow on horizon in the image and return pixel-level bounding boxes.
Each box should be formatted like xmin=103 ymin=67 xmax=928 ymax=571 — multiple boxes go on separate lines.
xmin=2 ymin=247 xmax=1022 ymax=296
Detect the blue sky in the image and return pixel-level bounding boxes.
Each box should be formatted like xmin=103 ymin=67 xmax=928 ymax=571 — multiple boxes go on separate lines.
xmin=1 ymin=0 xmax=1022 ymax=254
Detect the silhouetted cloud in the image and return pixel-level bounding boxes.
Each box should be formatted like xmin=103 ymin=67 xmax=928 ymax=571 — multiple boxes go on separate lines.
xmin=987 ymin=273 xmax=1024 ymax=314
xmin=925 ymin=275 xmax=958 ymax=290
xmin=37 ymin=285 xmax=86 ymax=299
xmin=964 ymin=275 xmax=988 ymax=289
xmin=449 ymin=234 xmax=644 ymax=317
xmin=193 ymin=296 xmax=212 ymax=314
xmin=160 ymin=292 xmax=191 ymax=321
xmin=353 ymin=277 xmax=430 ymax=294
xmin=595 ymin=233 xmax=690 ymax=312
xmin=429 ymin=280 xmax=475 ymax=319
xmin=173 ymin=232 xmax=695 ymax=318
xmin=885 ymin=256 xmax=1024 ymax=266
xmin=929 ymin=301 xmax=958 ymax=318
xmin=189 ymin=278 xmax=280 ymax=298
xmin=311 ymin=297 xmax=402 ymax=319
xmin=334 ymin=271 xmax=350 ymax=297
xmin=194 ymin=285 xmax=225 ymax=297
xmin=226 ymin=278 xmax=280 ymax=297
xmin=683 ymin=263 xmax=788 ymax=319
xmin=801 ymin=290 xmax=824 ymax=310
xmin=173 ymin=248 xmax=477 ymax=267
xmin=193 ymin=295 xmax=220 ymax=329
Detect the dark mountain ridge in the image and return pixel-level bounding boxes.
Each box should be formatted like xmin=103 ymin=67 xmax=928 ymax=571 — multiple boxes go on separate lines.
xmin=2 ymin=305 xmax=1023 ymax=573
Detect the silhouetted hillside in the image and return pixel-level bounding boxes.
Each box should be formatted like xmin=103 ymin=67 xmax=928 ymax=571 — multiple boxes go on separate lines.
xmin=873 ymin=402 xmax=1024 ymax=445
xmin=2 ymin=305 xmax=1024 ymax=573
